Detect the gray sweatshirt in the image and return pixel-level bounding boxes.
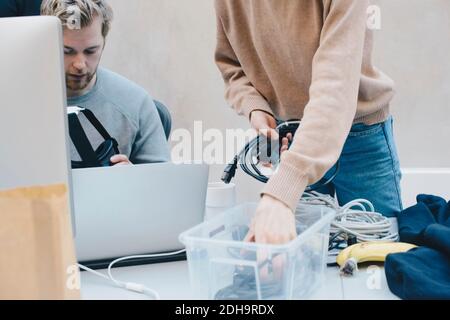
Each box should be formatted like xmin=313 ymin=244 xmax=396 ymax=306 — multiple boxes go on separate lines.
xmin=67 ymin=67 xmax=170 ymax=164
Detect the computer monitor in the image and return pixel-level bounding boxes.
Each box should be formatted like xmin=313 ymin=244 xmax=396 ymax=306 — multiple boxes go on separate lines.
xmin=0 ymin=17 xmax=74 ymax=226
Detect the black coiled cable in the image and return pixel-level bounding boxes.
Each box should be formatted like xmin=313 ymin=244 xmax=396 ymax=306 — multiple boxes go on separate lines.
xmin=222 ymin=121 xmax=340 ymax=192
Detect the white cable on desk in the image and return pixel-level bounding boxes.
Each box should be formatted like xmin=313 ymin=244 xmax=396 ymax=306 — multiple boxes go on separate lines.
xmin=78 ymin=263 xmax=110 ymax=280
xmin=300 ymin=191 xmax=399 ymax=242
xmin=78 ymin=249 xmax=186 ymax=300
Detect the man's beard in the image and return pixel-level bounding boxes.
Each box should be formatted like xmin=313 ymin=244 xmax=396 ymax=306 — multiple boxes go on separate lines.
xmin=66 ymin=71 xmax=96 ymax=93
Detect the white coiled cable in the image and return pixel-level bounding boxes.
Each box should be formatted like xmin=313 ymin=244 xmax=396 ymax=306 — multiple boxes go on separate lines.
xmin=300 ymin=191 xmax=399 ymax=242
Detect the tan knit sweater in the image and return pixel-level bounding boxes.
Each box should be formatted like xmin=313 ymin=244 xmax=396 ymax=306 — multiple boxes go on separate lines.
xmin=215 ymin=0 xmax=396 ymax=211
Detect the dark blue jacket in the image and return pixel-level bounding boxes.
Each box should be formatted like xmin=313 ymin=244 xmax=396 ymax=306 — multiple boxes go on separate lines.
xmin=385 ymin=195 xmax=450 ymax=300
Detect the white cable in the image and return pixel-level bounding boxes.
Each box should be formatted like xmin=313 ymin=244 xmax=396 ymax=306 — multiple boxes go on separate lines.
xmin=78 ymin=263 xmax=110 ymax=281
xmin=300 ymin=191 xmax=399 ymax=242
xmin=78 ymin=249 xmax=187 ymax=300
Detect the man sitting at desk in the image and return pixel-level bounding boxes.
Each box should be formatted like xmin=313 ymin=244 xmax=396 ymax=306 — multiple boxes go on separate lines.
xmin=41 ymin=0 xmax=170 ymax=166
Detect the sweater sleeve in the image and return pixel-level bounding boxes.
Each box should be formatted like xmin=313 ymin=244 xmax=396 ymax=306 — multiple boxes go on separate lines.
xmin=214 ymin=8 xmax=274 ymax=119
xmin=130 ymin=96 xmax=171 ymax=164
xmin=262 ymin=0 xmax=369 ymax=211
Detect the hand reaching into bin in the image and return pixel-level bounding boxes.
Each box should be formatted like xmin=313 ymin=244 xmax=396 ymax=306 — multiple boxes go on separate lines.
xmin=244 ymin=194 xmax=297 ymax=245
xmin=243 ymin=194 xmax=297 ymax=284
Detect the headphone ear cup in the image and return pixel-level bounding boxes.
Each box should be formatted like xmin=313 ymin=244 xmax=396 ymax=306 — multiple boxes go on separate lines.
xmin=94 ymin=138 xmax=119 ymax=167
xmin=277 ymin=122 xmax=300 ymax=151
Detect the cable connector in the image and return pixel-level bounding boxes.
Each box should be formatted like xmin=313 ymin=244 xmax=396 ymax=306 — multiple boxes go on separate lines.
xmin=125 ymin=282 xmax=145 ymax=293
xmin=222 ymin=156 xmax=238 ymax=184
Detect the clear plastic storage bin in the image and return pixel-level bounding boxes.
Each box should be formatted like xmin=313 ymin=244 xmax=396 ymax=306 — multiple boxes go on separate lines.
xmin=179 ymin=203 xmax=336 ymax=300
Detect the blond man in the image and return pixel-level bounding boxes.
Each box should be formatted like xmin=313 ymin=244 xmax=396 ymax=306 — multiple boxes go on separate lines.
xmin=42 ymin=0 xmax=170 ymax=166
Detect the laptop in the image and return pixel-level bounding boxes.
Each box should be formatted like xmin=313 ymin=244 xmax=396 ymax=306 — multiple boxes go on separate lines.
xmin=72 ymin=163 xmax=209 ymax=269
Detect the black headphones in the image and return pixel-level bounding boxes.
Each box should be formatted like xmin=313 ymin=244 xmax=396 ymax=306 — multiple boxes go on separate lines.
xmin=68 ymin=108 xmax=120 ymax=169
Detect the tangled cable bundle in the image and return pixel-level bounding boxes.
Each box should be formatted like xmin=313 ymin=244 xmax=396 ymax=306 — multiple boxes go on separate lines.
xmin=299 ymin=191 xmax=399 ymax=243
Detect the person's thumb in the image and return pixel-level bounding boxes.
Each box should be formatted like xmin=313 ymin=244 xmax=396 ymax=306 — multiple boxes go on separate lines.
xmin=250 ymin=114 xmax=279 ymax=141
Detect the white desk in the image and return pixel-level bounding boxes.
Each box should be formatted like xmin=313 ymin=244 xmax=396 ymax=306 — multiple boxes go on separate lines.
xmin=80 ymin=261 xmax=399 ymax=300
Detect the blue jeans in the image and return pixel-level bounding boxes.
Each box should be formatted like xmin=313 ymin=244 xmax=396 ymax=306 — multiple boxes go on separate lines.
xmin=315 ymin=116 xmax=403 ymax=217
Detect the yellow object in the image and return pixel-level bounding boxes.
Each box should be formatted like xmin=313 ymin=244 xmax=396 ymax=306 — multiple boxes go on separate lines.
xmin=336 ymin=242 xmax=417 ymax=276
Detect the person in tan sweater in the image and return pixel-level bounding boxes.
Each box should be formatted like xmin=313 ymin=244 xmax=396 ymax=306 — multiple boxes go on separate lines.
xmin=215 ymin=0 xmax=403 ymax=244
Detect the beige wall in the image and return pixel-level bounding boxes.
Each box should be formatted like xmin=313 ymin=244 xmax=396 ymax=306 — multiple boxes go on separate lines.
xmin=101 ymin=0 xmax=450 ymax=202
xmin=372 ymin=0 xmax=450 ymax=167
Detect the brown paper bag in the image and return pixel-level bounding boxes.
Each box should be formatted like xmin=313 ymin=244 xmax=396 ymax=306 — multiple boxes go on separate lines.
xmin=0 ymin=184 xmax=80 ymax=300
